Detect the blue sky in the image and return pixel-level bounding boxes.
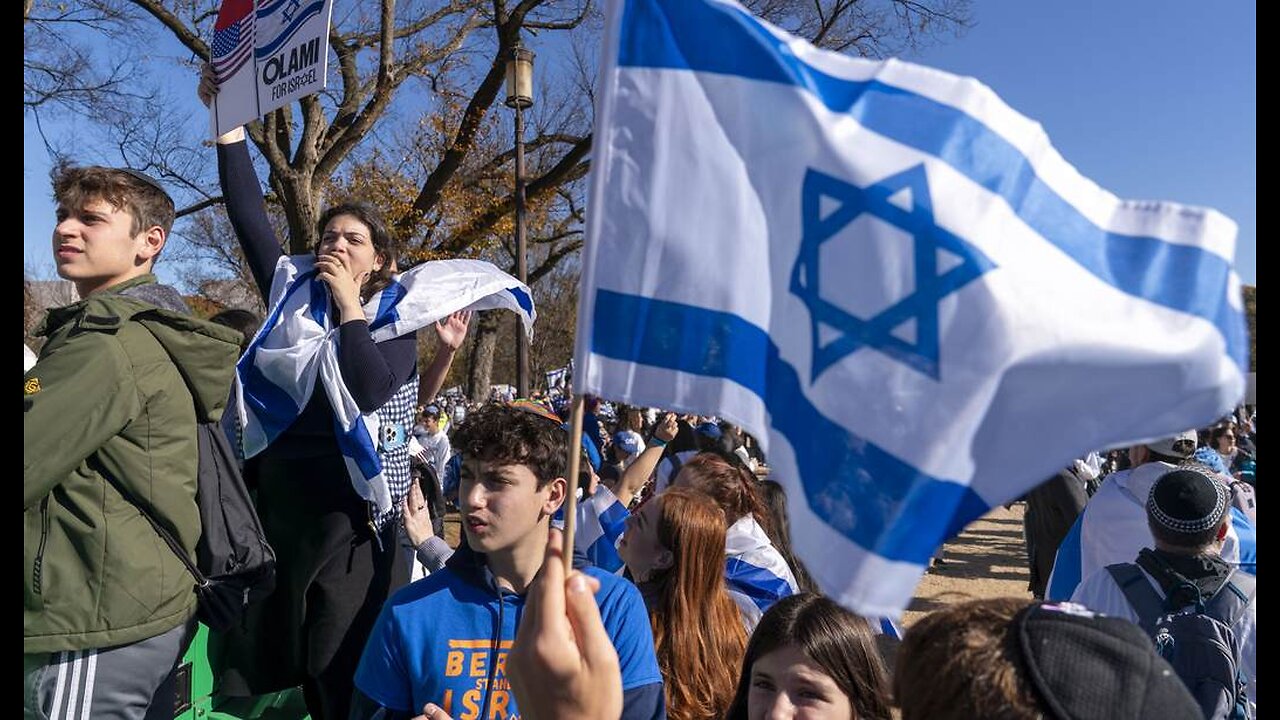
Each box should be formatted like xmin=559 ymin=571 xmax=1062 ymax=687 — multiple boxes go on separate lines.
xmin=25 ymin=0 xmax=1256 ymax=286
xmin=904 ymin=0 xmax=1256 ymax=285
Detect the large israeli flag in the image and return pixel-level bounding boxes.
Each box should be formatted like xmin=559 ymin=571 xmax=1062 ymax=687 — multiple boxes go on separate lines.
xmin=574 ymin=0 xmax=1248 ymax=616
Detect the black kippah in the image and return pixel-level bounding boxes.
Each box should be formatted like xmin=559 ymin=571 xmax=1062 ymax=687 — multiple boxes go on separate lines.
xmin=1147 ymin=469 xmax=1228 ymax=535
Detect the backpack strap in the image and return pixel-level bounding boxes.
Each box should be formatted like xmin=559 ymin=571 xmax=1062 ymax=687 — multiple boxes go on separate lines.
xmin=1205 ymin=569 xmax=1255 ymax=628
xmin=99 ymin=465 xmax=209 ymax=588
xmin=1105 ymin=563 xmax=1165 ymax=635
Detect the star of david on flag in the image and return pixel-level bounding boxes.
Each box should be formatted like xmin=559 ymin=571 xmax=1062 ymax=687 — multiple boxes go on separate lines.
xmin=794 ymin=165 xmax=994 ymax=381
xmin=574 ymin=0 xmax=1247 ymax=617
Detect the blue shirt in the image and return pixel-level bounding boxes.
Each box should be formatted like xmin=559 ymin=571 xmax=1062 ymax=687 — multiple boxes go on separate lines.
xmin=355 ymin=549 xmax=665 ymax=720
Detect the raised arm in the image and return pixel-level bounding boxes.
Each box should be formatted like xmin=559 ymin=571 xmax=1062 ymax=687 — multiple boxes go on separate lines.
xmin=418 ymin=311 xmax=471 ymax=407
xmin=611 ymin=413 xmax=679 ymax=508
xmin=199 ymin=64 xmax=282 ymax=299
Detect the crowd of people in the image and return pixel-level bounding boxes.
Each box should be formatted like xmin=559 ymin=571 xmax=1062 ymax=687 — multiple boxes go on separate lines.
xmin=23 ymin=66 xmax=1258 ymax=720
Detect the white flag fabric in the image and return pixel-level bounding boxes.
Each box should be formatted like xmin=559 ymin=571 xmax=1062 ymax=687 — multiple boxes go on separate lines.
xmin=237 ymin=256 xmax=535 ymax=518
xmin=574 ymin=0 xmax=1248 ymax=617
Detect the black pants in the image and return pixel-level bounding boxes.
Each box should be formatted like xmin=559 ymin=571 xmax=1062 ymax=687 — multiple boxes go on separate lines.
xmin=412 ymin=459 xmax=447 ymax=537
xmin=215 ymin=454 xmax=408 ymax=720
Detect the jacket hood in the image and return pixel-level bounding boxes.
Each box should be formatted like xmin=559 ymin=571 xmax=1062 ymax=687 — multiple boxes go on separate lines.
xmin=39 ymin=275 xmax=241 ymax=423
xmin=1115 ymin=460 xmax=1179 ymax=508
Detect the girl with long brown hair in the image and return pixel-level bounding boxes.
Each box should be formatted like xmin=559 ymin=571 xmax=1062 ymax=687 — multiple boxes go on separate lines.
xmin=675 ymin=452 xmax=800 ymax=628
xmin=619 ymin=486 xmax=748 ymax=720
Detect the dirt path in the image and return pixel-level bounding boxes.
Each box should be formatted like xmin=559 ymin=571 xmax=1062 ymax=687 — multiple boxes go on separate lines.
xmin=903 ymin=502 xmax=1033 ymax=628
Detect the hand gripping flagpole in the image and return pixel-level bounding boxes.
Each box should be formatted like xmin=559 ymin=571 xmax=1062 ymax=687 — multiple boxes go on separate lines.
xmin=562 ymin=395 xmax=585 ymax=573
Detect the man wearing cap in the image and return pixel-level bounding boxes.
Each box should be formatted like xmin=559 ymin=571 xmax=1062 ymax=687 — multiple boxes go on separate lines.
xmin=1070 ymin=468 xmax=1256 ymax=713
xmin=601 ymin=430 xmax=644 ymax=485
xmin=1046 ymin=431 xmax=1257 ymax=602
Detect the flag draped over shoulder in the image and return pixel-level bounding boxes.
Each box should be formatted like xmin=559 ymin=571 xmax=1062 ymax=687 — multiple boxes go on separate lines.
xmin=574 ymin=0 xmax=1247 ymax=616
xmin=237 ymin=257 xmax=535 ymax=518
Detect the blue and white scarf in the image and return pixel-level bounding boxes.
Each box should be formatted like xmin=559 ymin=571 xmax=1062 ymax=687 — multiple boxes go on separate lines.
xmin=724 ymin=516 xmax=800 ymax=629
xmin=235 ymin=255 xmax=535 ymax=517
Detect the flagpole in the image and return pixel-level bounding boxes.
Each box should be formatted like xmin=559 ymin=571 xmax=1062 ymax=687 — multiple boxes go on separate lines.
xmin=562 ymin=394 xmax=585 ymax=573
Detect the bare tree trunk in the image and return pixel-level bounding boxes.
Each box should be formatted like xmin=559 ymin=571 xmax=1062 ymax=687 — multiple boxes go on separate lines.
xmin=274 ymin=171 xmax=322 ymax=254
xmin=467 ymin=310 xmax=501 ymax=403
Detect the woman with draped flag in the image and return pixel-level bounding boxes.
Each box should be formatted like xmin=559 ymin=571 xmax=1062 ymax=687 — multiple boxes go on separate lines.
xmin=198 ymin=66 xmax=535 ymax=720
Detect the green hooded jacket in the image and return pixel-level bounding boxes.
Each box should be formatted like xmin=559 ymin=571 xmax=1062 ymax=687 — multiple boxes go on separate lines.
xmin=24 ymin=275 xmax=241 ymax=653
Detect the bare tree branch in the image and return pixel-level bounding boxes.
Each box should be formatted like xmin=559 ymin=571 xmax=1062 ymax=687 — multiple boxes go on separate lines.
xmin=523 ymin=0 xmax=592 ymax=30
xmin=476 ymin=133 xmax=586 ymax=174
xmin=127 ymin=0 xmax=209 ymax=59
xmin=316 ymin=0 xmax=398 ymax=180
xmin=436 ymin=134 xmax=591 ymax=254
xmin=397 ymin=55 xmax=506 ymax=235
xmin=527 ymin=238 xmax=583 ymax=285
xmin=176 ymin=195 xmax=224 ymax=218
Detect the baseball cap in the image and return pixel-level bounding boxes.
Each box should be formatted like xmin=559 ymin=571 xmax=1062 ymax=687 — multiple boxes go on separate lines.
xmin=1145 ymin=430 xmax=1198 ymax=459
xmin=1015 ymin=602 xmax=1201 ymax=720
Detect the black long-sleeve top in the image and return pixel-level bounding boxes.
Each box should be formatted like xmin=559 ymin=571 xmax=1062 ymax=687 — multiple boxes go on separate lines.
xmin=218 ymin=140 xmax=417 ymax=457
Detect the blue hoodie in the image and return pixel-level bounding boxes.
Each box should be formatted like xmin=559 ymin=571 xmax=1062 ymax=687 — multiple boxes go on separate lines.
xmin=355 ymin=542 xmax=666 ymax=720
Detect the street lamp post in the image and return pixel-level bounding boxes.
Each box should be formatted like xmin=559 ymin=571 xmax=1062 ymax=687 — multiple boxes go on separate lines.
xmin=506 ymin=45 xmax=534 ymax=399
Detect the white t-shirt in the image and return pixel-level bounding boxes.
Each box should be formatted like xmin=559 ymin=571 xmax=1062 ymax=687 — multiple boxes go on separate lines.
xmin=418 ymin=429 xmax=451 ymax=476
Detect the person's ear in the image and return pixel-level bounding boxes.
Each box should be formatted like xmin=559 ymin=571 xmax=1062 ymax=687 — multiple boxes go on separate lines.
xmin=1216 ymin=517 xmax=1230 ymax=542
xmin=543 ymin=476 xmax=567 ymax=515
xmin=653 ymin=548 xmax=674 ymax=571
xmin=137 ymin=225 xmax=166 ymax=265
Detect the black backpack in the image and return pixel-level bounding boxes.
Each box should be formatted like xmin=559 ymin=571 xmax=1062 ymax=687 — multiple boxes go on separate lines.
xmin=117 ymin=317 xmax=277 ymax=632
xmin=106 ymin=418 xmax=277 ymax=631
xmin=1107 ymin=561 xmax=1254 ymax=719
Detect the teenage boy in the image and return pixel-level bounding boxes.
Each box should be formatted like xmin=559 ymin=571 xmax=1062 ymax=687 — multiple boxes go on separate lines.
xmin=24 ymin=166 xmax=241 ymax=717
xmin=353 ymin=404 xmax=666 ymax=720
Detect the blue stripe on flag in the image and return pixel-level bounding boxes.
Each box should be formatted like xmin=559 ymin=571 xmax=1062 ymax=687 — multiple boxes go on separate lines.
xmin=256 ymin=0 xmax=290 ymax=14
xmin=368 ymin=280 xmax=407 ymax=333
xmin=334 ymin=416 xmax=383 ymax=480
xmin=238 ymin=270 xmax=323 ymax=443
xmin=1045 ymin=514 xmax=1084 ymax=601
xmin=238 ymin=361 xmax=304 ymax=443
xmin=507 ymin=286 xmax=535 ymax=316
xmin=598 ymin=499 xmax=631 ymax=544
xmin=588 ymin=536 xmax=626 ymax=574
xmin=725 ymin=557 xmax=795 ymax=611
xmin=255 ymin=1 xmax=325 ymax=58
xmin=592 ymin=289 xmax=989 ymax=564
xmin=308 ymin=274 xmax=329 ymax=327
xmin=614 ymin=0 xmax=1246 ymax=367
